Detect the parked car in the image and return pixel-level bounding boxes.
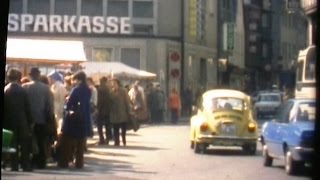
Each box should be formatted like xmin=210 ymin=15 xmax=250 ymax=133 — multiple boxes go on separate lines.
xmin=254 ymin=92 xmax=282 ymax=118
xmin=259 ymin=99 xmax=315 ymax=175
xmin=190 ymin=89 xmax=258 ymax=155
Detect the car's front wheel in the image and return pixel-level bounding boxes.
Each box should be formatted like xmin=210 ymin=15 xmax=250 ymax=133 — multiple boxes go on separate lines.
xmin=285 ymin=150 xmax=303 ymax=175
xmin=262 ymin=145 xmax=273 ymax=167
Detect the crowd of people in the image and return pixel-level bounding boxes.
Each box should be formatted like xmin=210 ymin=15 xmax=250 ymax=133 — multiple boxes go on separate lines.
xmin=4 ymin=67 xmax=201 ymax=172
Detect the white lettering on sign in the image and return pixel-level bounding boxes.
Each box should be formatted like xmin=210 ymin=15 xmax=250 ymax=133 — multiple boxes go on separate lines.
xmin=64 ymin=15 xmax=77 ymax=33
xmin=33 ymin=15 xmax=49 ymax=32
xmin=8 ymin=13 xmax=131 ymax=34
xmin=21 ymin=14 xmax=33 ymax=32
xmin=49 ymin=15 xmax=62 ymax=33
xmin=120 ymin=17 xmax=130 ymax=34
xmin=106 ymin=16 xmax=118 ymax=34
xmin=78 ymin=16 xmax=91 ymax=33
xmin=92 ymin=16 xmax=104 ymax=33
xmin=8 ymin=14 xmax=19 ymax=31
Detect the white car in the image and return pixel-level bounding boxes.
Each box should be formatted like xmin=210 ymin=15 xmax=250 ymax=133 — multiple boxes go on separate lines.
xmin=254 ymin=92 xmax=282 ymax=118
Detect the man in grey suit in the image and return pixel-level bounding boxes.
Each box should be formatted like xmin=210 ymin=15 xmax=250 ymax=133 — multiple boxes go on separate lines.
xmin=23 ymin=67 xmax=54 ymax=169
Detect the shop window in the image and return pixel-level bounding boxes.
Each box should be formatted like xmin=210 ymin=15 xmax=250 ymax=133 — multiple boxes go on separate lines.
xmin=92 ymin=48 xmax=113 ymax=62
xmin=107 ymin=0 xmax=129 ymax=17
xmin=133 ymin=1 xmax=153 ymax=18
xmin=28 ymin=0 xmax=50 ymax=15
xmin=132 ymin=24 xmax=153 ymax=35
xmin=121 ymin=48 xmax=140 ymax=69
xmin=9 ymin=0 xmax=23 ymax=14
xmin=81 ymin=0 xmax=103 ymax=16
xmin=55 ymin=0 xmax=77 ymax=15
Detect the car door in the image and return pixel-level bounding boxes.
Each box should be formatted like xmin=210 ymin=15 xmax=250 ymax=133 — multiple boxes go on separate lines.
xmin=265 ymin=101 xmax=293 ymax=157
xmin=272 ymin=101 xmax=294 ymax=157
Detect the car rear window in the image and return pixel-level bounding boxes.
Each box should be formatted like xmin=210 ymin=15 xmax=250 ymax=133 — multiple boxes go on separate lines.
xmin=260 ymin=94 xmax=280 ymax=102
xmin=297 ymin=102 xmax=316 ymax=121
xmin=204 ymin=97 xmax=245 ymax=112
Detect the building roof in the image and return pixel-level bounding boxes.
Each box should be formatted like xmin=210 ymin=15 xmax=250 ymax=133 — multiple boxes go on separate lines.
xmin=6 ymin=38 xmax=87 ymax=64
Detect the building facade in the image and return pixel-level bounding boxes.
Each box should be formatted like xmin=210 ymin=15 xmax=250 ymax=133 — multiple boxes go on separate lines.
xmin=242 ymin=0 xmax=307 ymax=93
xmin=8 ymin=0 xmax=218 ymax=96
xmin=271 ymin=0 xmax=307 ymax=90
xmin=217 ymin=0 xmax=246 ymax=91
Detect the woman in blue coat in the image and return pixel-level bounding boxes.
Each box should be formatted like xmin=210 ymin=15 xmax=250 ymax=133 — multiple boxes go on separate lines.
xmin=57 ymin=71 xmax=92 ymax=169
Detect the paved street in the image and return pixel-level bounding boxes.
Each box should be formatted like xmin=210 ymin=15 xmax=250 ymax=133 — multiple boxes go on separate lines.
xmin=1 ymin=118 xmax=312 ymax=180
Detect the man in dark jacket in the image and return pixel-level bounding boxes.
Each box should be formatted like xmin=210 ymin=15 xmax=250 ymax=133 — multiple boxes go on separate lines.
xmin=22 ymin=67 xmax=54 ymax=169
xmin=153 ymin=85 xmax=165 ymax=123
xmin=97 ymin=76 xmax=113 ymax=145
xmin=4 ymin=69 xmax=34 ymax=172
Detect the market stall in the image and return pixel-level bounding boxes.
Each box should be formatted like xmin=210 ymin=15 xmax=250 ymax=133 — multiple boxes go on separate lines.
xmin=81 ymin=61 xmax=157 ymax=82
xmin=6 ymin=38 xmax=87 ymax=76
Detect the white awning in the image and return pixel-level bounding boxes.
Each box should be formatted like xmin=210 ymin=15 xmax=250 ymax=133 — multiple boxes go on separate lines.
xmin=6 ymin=38 xmax=87 ymax=64
xmin=81 ymin=61 xmax=157 ymax=80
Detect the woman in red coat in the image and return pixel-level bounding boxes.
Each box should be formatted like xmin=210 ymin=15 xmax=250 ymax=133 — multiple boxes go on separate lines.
xmin=168 ymin=88 xmax=181 ymax=124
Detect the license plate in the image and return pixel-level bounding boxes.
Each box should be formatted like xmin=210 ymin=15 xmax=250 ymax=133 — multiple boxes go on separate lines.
xmin=221 ymin=124 xmax=236 ymax=135
xmin=262 ymin=107 xmax=274 ymax=111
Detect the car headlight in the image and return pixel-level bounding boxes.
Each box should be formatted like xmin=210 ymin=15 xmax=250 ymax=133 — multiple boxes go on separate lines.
xmin=200 ymin=122 xmax=209 ymax=132
xmin=248 ymin=122 xmax=256 ymax=133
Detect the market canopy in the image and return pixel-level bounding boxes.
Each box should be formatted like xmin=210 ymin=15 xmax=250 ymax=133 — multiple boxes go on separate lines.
xmin=6 ymin=38 xmax=87 ymax=64
xmin=81 ymin=61 xmax=157 ymax=80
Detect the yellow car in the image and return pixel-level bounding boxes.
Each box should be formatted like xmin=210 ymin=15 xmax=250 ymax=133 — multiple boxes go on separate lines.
xmin=190 ymin=89 xmax=258 ymax=154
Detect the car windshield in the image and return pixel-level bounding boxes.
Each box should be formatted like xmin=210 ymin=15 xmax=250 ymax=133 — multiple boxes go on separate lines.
xmin=296 ymin=102 xmax=316 ymax=121
xmin=260 ymin=94 xmax=280 ymax=102
xmin=204 ymin=97 xmax=245 ymax=112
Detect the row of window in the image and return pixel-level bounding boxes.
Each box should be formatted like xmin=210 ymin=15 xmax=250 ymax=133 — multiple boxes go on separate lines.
xmin=9 ymin=0 xmax=154 ymax=18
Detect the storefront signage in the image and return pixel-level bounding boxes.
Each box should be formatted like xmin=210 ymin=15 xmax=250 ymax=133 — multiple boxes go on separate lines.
xmin=8 ymin=14 xmax=131 ymax=34
xmin=223 ymin=23 xmax=234 ymax=51
xmin=189 ymin=0 xmax=197 ymax=39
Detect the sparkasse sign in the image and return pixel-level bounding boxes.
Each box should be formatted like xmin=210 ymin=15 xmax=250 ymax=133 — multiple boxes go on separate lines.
xmin=8 ymin=14 xmax=131 ymax=34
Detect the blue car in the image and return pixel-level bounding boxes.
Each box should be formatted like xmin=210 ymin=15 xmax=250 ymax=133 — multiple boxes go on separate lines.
xmin=259 ymin=99 xmax=315 ymax=175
